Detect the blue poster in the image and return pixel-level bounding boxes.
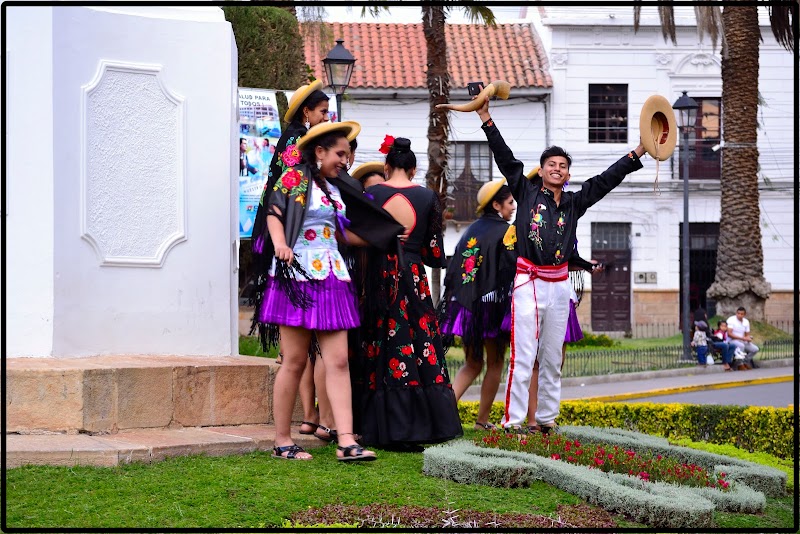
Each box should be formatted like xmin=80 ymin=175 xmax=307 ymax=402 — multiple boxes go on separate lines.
xmin=238 ymin=88 xmax=280 ymax=238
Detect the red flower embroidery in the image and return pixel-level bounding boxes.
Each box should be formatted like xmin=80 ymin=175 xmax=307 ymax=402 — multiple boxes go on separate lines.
xmin=408 ymin=380 xmax=419 ymax=386
xmin=389 ymin=358 xmax=400 ymax=370
xmin=304 ymin=229 xmax=317 ymax=241
xmin=281 ymin=169 xmax=302 ymax=189
xmin=432 ymin=246 xmax=441 ymax=258
xmin=463 ymin=256 xmax=476 ymax=273
xmin=427 ymin=354 xmax=437 ymax=365
xmin=401 ymin=345 xmax=413 ymax=356
xmin=388 ymin=318 xmax=397 ymax=331
xmin=393 ymin=369 xmax=403 ymax=379
xmin=435 ymin=375 xmax=444 ymax=384
xmin=320 ymin=195 xmax=330 ymax=206
xmin=379 ymin=135 xmax=395 ymax=154
xmin=411 ymin=264 xmax=419 ymax=276
xmin=281 ymin=145 xmax=301 ymax=167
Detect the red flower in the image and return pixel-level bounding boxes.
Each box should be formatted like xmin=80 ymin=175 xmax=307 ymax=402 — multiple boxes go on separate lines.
xmin=388 ymin=318 xmax=397 ymax=331
xmin=435 ymin=375 xmax=444 ymax=383
xmin=551 ymin=453 xmax=561 ymax=460
xmin=432 ymin=246 xmax=441 ymax=258
xmin=401 ymin=345 xmax=413 ymax=356
xmin=304 ymin=229 xmax=317 ymax=241
xmin=408 ymin=380 xmax=419 ymax=386
xmin=379 ymin=135 xmax=395 ymax=154
xmin=281 ymin=145 xmax=301 ymax=167
xmin=463 ymin=256 xmax=476 ymax=273
xmin=393 ymin=369 xmax=403 ymax=379
xmin=389 ymin=358 xmax=400 ymax=370
xmin=411 ymin=264 xmax=419 ymax=276
xmin=281 ymin=169 xmax=302 ymax=189
xmin=427 ymin=354 xmax=437 ymax=365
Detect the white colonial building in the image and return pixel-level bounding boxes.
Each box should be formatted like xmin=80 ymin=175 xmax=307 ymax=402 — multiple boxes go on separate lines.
xmin=305 ymin=7 xmax=794 ymax=334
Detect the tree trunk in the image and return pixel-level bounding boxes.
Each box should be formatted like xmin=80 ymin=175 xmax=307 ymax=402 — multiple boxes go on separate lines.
xmin=706 ymin=4 xmax=771 ymax=319
xmin=422 ymin=6 xmax=451 ymax=305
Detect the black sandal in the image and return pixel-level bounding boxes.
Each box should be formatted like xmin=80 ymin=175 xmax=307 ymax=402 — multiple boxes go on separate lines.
xmin=337 ymin=443 xmax=377 ymax=462
xmin=272 ymin=444 xmax=312 ymax=460
xmin=298 ymin=421 xmax=319 ymax=435
xmin=314 ymin=424 xmax=338 ymax=443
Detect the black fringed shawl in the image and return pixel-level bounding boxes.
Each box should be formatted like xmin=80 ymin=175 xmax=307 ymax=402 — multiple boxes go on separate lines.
xmin=249 ymin=163 xmax=403 ymax=349
xmin=439 ymin=214 xmax=516 ymax=359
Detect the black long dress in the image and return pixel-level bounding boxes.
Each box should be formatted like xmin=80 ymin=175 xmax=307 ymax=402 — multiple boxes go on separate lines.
xmin=358 ymin=184 xmax=463 ymax=447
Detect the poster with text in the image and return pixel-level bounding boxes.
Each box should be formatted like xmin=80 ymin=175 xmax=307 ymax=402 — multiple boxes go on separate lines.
xmin=238 ymin=88 xmax=280 ymax=238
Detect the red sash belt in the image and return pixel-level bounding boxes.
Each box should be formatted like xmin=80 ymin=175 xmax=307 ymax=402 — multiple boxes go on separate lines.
xmin=513 ymin=258 xmax=569 ymax=339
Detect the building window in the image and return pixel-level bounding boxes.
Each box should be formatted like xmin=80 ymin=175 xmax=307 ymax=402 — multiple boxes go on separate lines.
xmin=449 ymin=142 xmax=493 ymax=221
xmin=679 ymin=97 xmax=721 ymax=181
xmin=589 ymin=84 xmax=628 ymax=143
xmin=591 ymin=222 xmax=630 ymax=250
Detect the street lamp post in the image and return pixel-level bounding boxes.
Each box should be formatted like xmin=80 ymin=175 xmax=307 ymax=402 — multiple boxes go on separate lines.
xmin=322 ymin=39 xmax=356 ymax=121
xmin=672 ymin=91 xmax=699 ymax=361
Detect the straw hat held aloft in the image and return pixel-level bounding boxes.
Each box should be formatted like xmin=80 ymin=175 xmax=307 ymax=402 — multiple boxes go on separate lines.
xmin=639 ymin=95 xmax=677 ymax=161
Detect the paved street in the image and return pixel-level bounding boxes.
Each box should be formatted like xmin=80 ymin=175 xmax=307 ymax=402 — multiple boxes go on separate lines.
xmin=627 ymin=381 xmax=794 ymax=407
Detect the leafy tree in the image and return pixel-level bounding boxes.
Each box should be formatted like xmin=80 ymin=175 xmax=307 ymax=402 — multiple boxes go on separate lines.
xmin=635 ymin=3 xmax=794 ymax=319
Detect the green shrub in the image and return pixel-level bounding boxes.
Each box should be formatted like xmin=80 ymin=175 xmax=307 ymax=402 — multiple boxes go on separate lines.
xmin=457 ymin=400 xmax=795 ymax=460
xmin=567 ymin=331 xmax=619 ymax=348
xmin=223 ymin=6 xmax=307 ymax=94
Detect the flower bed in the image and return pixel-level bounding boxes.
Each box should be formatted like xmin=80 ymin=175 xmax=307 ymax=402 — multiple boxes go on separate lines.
xmin=423 ymin=426 xmax=781 ymax=528
xmin=477 ymin=430 xmax=731 ymax=491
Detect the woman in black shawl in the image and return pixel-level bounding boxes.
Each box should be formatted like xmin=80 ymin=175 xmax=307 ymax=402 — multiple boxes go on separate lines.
xmin=439 ymin=179 xmax=516 ymax=430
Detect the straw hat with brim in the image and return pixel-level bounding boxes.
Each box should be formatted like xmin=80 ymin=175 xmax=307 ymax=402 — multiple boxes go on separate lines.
xmin=284 ymin=79 xmax=324 ymax=123
xmin=296 ymin=121 xmax=359 ymax=151
xmin=476 ymin=177 xmax=507 ymax=213
xmin=342 ymin=121 xmax=361 ymax=141
xmin=351 ymin=161 xmax=384 ymax=182
xmin=640 ymin=95 xmax=677 ymax=161
xmin=526 ymin=166 xmax=541 ymax=180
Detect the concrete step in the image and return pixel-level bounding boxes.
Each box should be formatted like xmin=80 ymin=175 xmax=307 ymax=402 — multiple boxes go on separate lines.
xmin=5 ymin=424 xmax=328 ymax=468
xmin=5 ymin=354 xmax=297 ymax=434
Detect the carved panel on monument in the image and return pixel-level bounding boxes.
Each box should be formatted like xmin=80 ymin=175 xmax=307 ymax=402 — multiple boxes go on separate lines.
xmin=80 ymin=61 xmax=186 ymax=267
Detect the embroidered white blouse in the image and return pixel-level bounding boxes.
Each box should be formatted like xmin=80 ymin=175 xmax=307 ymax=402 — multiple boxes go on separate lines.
xmin=270 ymin=178 xmax=350 ymax=282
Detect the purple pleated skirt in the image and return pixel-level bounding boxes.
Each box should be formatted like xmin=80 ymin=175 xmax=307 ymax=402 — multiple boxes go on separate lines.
xmin=259 ymin=275 xmax=360 ymax=331
xmin=440 ymin=302 xmax=511 ymax=339
xmin=564 ymin=300 xmax=583 ymax=343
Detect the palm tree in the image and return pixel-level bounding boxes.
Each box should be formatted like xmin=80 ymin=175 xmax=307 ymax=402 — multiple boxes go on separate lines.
xmin=363 ymin=5 xmax=496 ymax=302
xmin=635 ymin=3 xmax=793 ymax=320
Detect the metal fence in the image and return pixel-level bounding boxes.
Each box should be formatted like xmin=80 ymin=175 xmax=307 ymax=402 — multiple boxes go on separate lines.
xmin=447 ymin=339 xmax=794 ymax=384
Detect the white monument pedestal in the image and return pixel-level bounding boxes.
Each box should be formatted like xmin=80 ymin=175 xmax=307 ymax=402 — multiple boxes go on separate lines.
xmin=6 ymin=6 xmax=239 ymax=358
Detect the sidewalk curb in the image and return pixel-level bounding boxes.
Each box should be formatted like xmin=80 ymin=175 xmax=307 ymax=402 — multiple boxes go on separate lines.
xmin=577 ymin=375 xmax=795 ymax=403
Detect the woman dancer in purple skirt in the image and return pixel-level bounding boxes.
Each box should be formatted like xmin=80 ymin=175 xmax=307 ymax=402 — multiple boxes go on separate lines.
xmin=439 ymin=179 xmax=516 ymax=431
xmin=258 ymin=121 xmax=401 ymax=461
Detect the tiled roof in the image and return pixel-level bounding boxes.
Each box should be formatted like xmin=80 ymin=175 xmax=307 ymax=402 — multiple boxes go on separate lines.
xmin=303 ymin=22 xmax=552 ymax=90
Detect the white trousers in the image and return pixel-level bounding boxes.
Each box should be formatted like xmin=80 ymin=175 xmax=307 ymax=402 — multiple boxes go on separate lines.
xmin=501 ymin=274 xmax=571 ymax=428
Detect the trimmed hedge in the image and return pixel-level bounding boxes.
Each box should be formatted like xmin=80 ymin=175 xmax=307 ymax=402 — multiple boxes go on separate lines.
xmin=458 ymin=400 xmax=795 ymax=459
xmin=424 ymin=441 xmax=717 ymax=528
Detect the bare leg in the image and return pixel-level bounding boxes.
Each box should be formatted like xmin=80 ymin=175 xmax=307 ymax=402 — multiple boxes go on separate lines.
xmin=298 ymin=357 xmax=318 ymax=434
xmin=314 ymin=354 xmax=336 ymax=438
xmin=316 ymin=330 xmax=375 ymax=458
xmin=476 ymin=338 xmax=506 ymax=425
xmin=273 ymin=326 xmax=313 ymax=459
xmin=452 ymin=346 xmax=483 ymax=401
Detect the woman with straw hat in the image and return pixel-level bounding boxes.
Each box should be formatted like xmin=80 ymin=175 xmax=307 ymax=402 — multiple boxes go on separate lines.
xmin=258 ymin=121 xmax=401 ymax=461
xmin=439 ymin=177 xmax=517 ymax=431
xmin=250 ymin=80 xmax=334 ymax=443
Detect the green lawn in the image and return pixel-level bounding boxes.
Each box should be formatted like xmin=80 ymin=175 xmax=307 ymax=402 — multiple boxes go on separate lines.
xmin=4 ymin=428 xmax=793 ymax=529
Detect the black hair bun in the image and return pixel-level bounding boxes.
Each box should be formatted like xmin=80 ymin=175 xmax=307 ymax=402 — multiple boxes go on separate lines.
xmin=393 ymin=137 xmax=411 ymax=153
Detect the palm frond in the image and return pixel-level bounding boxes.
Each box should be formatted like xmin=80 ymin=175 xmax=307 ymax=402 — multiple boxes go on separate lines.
xmin=454 ymin=5 xmax=497 ymax=26
xmin=658 ymin=6 xmax=677 ymax=45
xmin=694 ymin=5 xmax=724 ymax=51
xmin=767 ymin=4 xmax=794 ymax=52
xmin=360 ymin=4 xmax=390 ymax=19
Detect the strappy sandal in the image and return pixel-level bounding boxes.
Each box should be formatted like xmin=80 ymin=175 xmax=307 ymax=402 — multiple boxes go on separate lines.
xmin=272 ymin=444 xmax=312 ymax=460
xmin=527 ymin=424 xmax=541 ymax=433
xmin=473 ymin=422 xmax=498 ymax=431
xmin=298 ymin=421 xmax=319 ymax=435
xmin=336 ymin=443 xmax=377 ymax=462
xmin=314 ymin=424 xmax=338 ymax=443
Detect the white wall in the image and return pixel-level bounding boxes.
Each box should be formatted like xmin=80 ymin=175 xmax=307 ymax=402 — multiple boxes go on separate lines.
xmin=5 ymin=7 xmax=56 ymax=357
xmin=7 ymin=6 xmax=238 ymax=357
